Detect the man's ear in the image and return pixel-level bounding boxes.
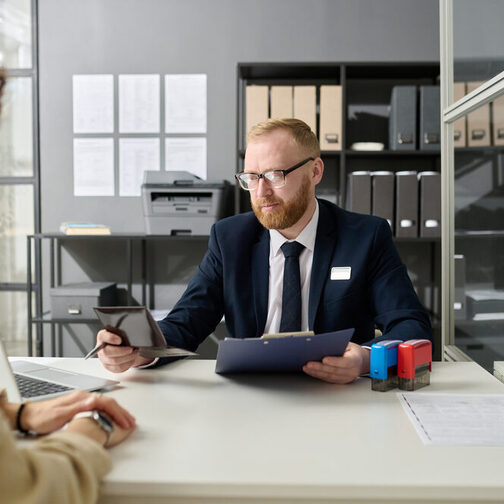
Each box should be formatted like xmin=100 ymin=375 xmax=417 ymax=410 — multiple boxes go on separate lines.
xmin=312 ymin=157 xmax=324 ymax=185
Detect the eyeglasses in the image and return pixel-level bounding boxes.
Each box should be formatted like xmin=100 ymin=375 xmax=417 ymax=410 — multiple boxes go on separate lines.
xmin=235 ymin=157 xmax=314 ymax=191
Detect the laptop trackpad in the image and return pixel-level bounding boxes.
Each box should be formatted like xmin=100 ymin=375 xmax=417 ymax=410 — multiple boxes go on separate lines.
xmin=28 ymin=367 xmax=100 ymax=388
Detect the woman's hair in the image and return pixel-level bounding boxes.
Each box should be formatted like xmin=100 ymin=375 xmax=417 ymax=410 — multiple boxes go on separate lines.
xmin=247 ymin=118 xmax=320 ymax=158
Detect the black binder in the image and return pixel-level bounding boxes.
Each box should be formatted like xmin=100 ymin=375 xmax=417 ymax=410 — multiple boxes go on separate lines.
xmin=389 ymin=86 xmax=416 ymax=151
xmin=371 ymin=171 xmax=394 ymax=230
xmin=418 ymin=171 xmax=441 ymax=237
xmin=346 ymin=171 xmax=371 ymax=214
xmin=395 ymin=171 xmax=418 ymax=238
xmin=454 ymin=254 xmax=466 ymax=320
xmin=419 ymin=86 xmax=440 ymax=150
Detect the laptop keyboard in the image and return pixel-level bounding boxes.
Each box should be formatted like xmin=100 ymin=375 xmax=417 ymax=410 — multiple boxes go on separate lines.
xmin=15 ymin=373 xmax=73 ymax=398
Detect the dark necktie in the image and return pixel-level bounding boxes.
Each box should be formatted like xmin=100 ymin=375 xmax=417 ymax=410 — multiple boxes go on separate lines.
xmin=279 ymin=241 xmax=305 ymax=333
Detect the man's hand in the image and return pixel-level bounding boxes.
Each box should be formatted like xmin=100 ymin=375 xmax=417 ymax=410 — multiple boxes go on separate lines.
xmin=21 ymin=390 xmax=136 ymax=434
xmin=302 ymin=342 xmax=370 ymax=384
xmin=97 ymin=329 xmax=153 ymax=373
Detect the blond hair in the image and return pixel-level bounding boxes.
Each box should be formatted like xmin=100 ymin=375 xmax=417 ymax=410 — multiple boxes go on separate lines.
xmin=247 ymin=118 xmax=320 ymax=158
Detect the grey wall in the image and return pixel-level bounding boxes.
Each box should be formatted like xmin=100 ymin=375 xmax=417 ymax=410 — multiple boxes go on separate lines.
xmin=37 ymin=0 xmax=439 ymax=356
xmin=454 ymin=0 xmax=504 ymax=60
xmin=39 ymin=0 xmax=439 ymax=232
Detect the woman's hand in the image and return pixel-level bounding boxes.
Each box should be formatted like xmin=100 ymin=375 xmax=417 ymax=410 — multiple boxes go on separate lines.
xmin=20 ymin=390 xmax=136 ymax=434
xmin=65 ymin=414 xmax=133 ymax=447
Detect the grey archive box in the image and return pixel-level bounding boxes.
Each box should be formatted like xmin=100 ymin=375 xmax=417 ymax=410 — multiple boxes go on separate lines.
xmin=50 ymin=282 xmax=117 ymax=320
xmin=346 ymin=171 xmax=371 ymax=214
xmin=389 ymin=85 xmax=417 ymax=151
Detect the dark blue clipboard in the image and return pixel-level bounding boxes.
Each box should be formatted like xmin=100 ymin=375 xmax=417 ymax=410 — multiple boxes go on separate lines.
xmin=215 ymin=328 xmax=354 ymax=374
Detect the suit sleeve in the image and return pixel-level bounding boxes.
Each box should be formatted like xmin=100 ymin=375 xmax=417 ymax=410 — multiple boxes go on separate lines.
xmin=364 ymin=218 xmax=432 ymax=346
xmin=155 ymin=224 xmax=225 ymax=365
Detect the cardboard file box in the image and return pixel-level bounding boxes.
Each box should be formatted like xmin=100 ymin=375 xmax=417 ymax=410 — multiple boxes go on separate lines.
xmin=492 ymin=94 xmax=504 ymax=146
xmin=50 ymin=282 xmax=117 ymax=320
xmin=319 ymin=85 xmax=342 ymax=151
xmin=245 ymin=85 xmax=269 ymax=140
xmin=293 ymin=86 xmax=317 ymax=134
xmin=270 ymin=86 xmax=293 ymax=119
xmin=453 ymin=82 xmax=467 ymax=147
xmin=467 ymin=82 xmax=491 ymax=147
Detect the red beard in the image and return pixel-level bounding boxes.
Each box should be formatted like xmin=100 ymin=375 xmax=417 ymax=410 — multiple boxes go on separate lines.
xmin=252 ymin=176 xmax=311 ymax=230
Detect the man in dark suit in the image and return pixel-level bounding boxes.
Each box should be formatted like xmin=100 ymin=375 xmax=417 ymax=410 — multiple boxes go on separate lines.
xmin=97 ymin=118 xmax=431 ymax=383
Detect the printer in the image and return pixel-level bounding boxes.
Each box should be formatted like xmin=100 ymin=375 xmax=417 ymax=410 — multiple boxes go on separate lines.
xmin=142 ymin=171 xmax=233 ymax=235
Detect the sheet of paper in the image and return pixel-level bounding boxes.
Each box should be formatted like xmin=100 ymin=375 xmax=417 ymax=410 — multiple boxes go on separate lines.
xmin=73 ymin=138 xmax=114 ymax=196
xmin=119 ymin=138 xmax=160 ymax=196
xmin=165 ymin=74 xmax=207 ymax=133
xmin=165 ymin=137 xmax=206 ymax=180
xmin=73 ymin=75 xmax=114 ymax=133
xmin=119 ymin=74 xmax=160 ymax=133
xmin=398 ymin=392 xmax=504 ymax=446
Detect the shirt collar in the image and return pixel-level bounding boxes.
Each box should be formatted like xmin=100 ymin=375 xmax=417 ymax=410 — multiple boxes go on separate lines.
xmin=269 ymin=200 xmax=319 ymax=256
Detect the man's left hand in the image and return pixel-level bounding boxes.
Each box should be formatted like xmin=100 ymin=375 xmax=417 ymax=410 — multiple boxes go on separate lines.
xmin=302 ymin=342 xmax=370 ymax=384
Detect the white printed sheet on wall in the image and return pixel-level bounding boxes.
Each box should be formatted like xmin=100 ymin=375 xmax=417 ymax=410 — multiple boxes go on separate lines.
xmin=165 ymin=74 xmax=207 ymax=134
xmin=165 ymin=137 xmax=207 ymax=181
xmin=73 ymin=75 xmax=114 ymax=133
xmin=119 ymin=138 xmax=160 ymax=196
xmin=119 ymin=74 xmax=160 ymax=133
xmin=73 ymin=138 xmax=114 ymax=196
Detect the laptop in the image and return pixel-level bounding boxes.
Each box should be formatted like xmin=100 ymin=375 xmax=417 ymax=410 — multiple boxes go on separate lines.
xmin=0 ymin=341 xmax=119 ymax=402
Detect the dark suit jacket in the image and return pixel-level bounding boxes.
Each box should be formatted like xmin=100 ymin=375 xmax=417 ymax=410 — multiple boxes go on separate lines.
xmin=158 ymin=199 xmax=432 ymax=358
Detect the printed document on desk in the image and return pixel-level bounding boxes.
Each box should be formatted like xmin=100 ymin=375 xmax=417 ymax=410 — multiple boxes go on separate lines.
xmin=398 ymin=392 xmax=504 ymax=446
xmin=215 ymin=328 xmax=354 ymax=374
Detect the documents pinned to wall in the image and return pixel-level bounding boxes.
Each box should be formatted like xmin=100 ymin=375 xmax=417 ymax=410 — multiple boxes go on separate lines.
xmin=119 ymin=74 xmax=160 ymax=133
xmin=71 ymin=72 xmax=208 ymax=198
xmin=73 ymin=138 xmax=114 ymax=196
xmin=165 ymin=137 xmax=206 ymax=180
xmin=119 ymin=138 xmax=160 ymax=196
xmin=165 ymin=74 xmax=207 ymax=134
xmin=73 ymin=75 xmax=114 ymax=133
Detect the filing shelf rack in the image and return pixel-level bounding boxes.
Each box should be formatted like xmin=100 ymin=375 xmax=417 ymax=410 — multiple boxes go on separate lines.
xmin=236 ymin=61 xmax=441 ymax=213
xmin=27 ymin=233 xmax=209 ymax=357
xmin=236 ymin=61 xmax=443 ymax=357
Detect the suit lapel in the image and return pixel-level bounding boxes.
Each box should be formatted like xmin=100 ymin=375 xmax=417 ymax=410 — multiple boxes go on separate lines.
xmin=308 ymin=201 xmax=339 ymax=329
xmin=251 ymin=228 xmax=270 ymax=337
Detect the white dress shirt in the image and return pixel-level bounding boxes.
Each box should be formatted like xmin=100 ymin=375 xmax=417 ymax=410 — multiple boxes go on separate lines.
xmin=263 ymin=201 xmax=319 ymax=334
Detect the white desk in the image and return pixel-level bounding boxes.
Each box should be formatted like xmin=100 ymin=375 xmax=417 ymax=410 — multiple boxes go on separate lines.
xmin=25 ymin=359 xmax=504 ymax=504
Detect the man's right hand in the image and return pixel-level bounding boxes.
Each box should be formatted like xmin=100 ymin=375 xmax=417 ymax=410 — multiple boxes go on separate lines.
xmin=97 ymin=330 xmax=153 ymax=373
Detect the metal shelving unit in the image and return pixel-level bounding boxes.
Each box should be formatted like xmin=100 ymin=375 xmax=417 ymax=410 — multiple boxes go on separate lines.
xmin=26 ymin=233 xmax=209 ymax=356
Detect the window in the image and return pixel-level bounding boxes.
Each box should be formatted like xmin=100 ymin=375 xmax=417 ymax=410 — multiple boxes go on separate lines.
xmin=0 ymin=0 xmax=38 ymax=356
xmin=441 ymin=0 xmax=504 ymax=373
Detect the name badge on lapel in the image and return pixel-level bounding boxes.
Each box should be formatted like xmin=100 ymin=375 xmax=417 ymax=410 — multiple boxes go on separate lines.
xmin=331 ymin=266 xmax=351 ymax=281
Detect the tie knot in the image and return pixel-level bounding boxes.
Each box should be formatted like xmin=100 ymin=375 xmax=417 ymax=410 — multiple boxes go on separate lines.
xmin=281 ymin=241 xmax=305 ymax=259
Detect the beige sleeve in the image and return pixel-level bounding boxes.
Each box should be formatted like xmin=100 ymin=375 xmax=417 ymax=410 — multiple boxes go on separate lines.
xmin=0 ymin=412 xmax=112 ymax=504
